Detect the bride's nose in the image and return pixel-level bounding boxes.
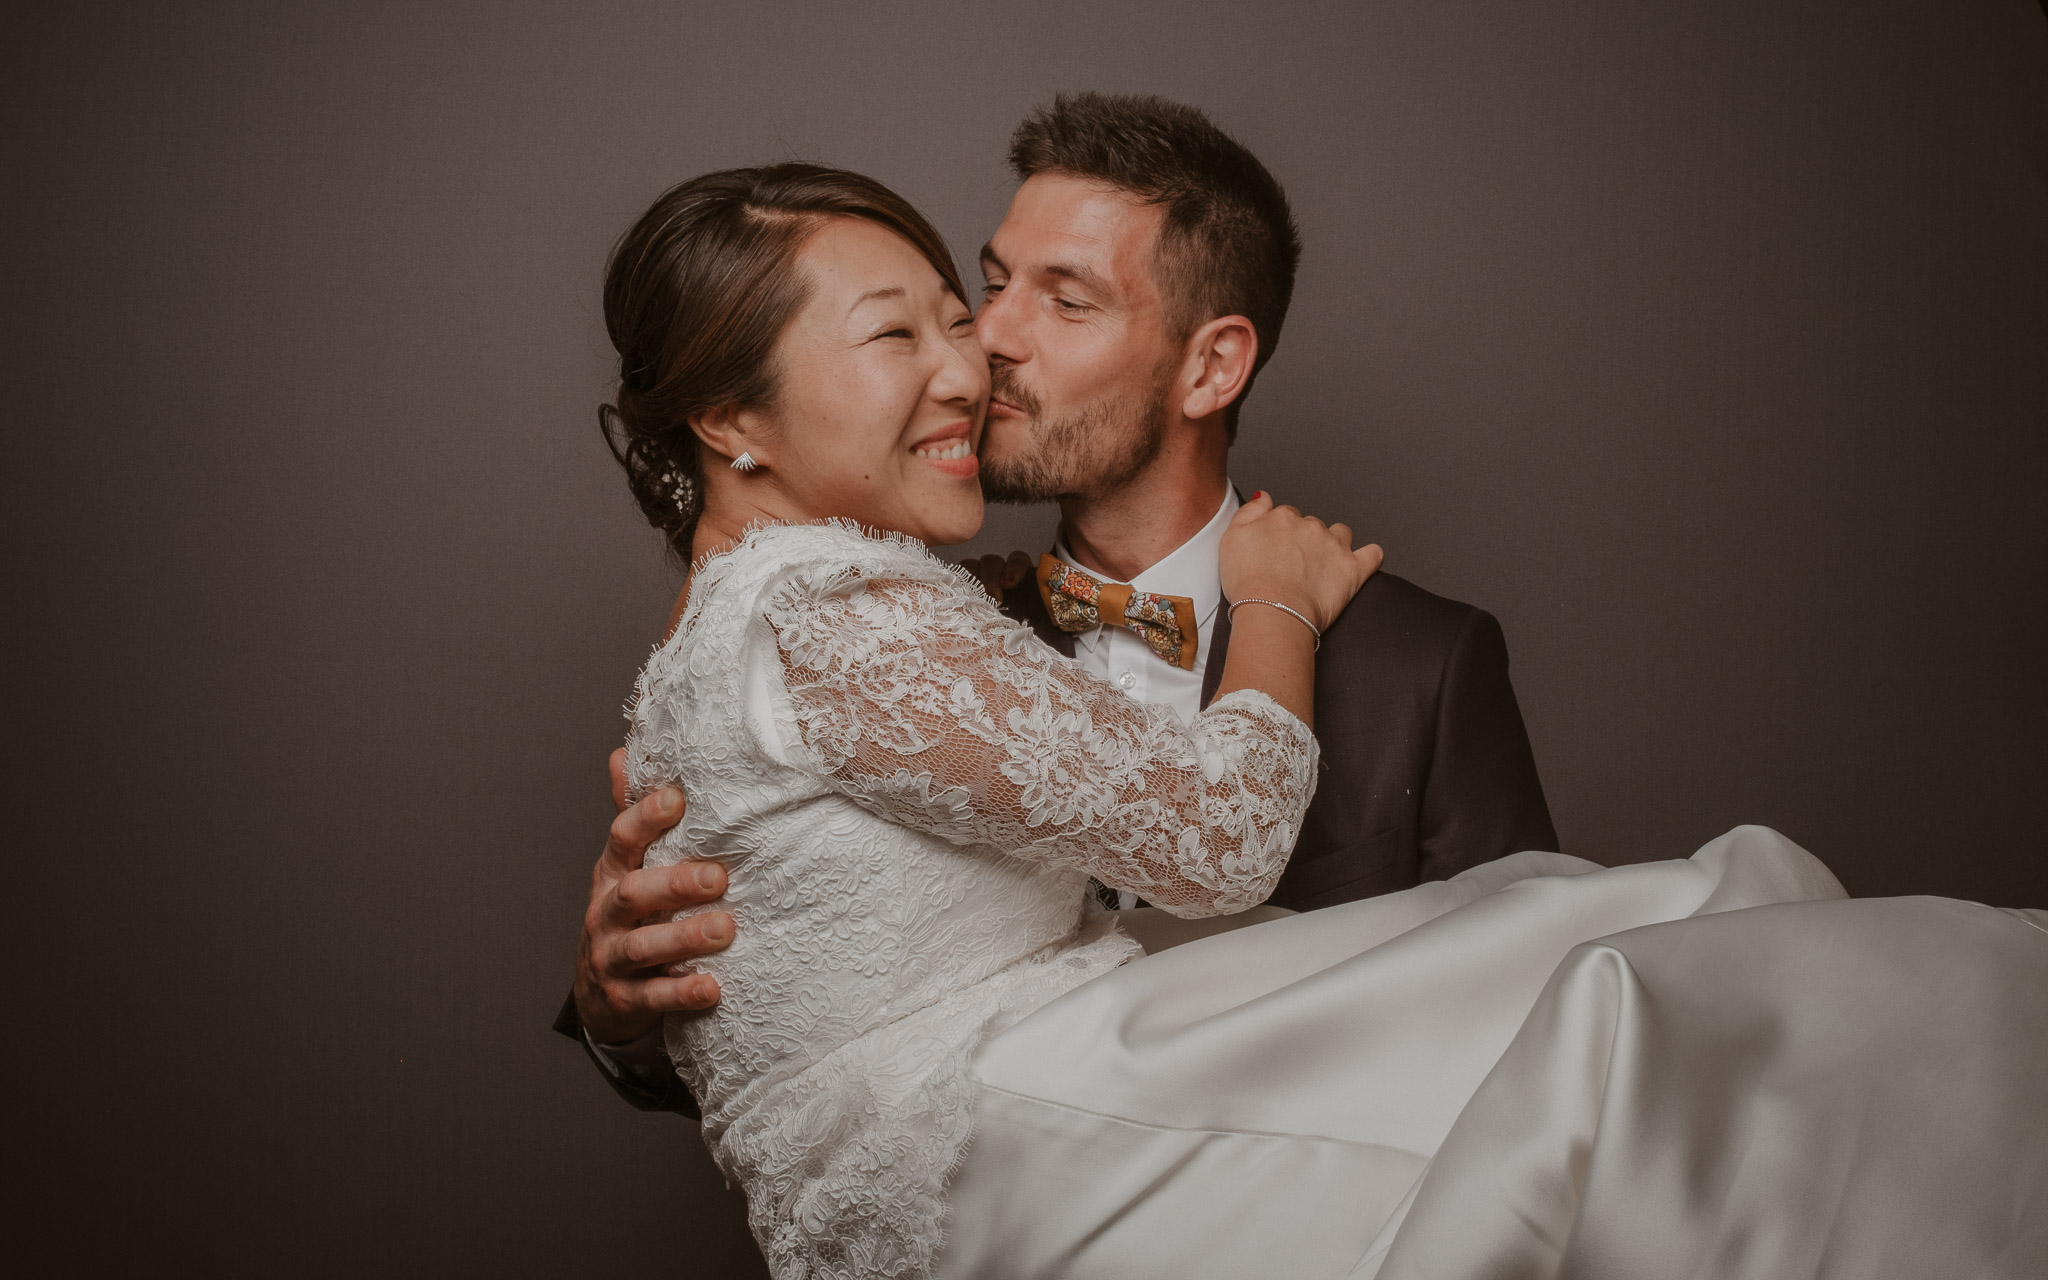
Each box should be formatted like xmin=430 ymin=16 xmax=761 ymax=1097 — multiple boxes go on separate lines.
xmin=928 ymin=331 xmax=988 ymax=406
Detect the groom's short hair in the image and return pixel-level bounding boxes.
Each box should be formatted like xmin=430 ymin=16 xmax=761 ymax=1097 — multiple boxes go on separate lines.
xmin=1009 ymin=92 xmax=1301 ymax=438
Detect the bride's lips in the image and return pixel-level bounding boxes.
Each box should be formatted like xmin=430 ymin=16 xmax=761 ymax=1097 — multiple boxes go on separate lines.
xmin=909 ymin=420 xmax=977 ymax=478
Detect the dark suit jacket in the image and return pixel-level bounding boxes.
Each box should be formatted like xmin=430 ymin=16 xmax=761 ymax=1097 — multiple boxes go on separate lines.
xmin=559 ymin=564 xmax=1557 ymax=1113
xmin=1005 ymin=569 xmax=1558 ymax=909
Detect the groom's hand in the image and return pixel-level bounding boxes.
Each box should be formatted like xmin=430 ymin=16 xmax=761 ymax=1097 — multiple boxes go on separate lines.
xmin=573 ymin=749 xmax=733 ymax=1046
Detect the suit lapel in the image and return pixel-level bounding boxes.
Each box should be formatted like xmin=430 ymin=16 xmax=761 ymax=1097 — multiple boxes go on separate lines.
xmin=1199 ymin=602 xmax=1230 ymax=709
xmin=1198 ymin=485 xmax=1253 ymax=709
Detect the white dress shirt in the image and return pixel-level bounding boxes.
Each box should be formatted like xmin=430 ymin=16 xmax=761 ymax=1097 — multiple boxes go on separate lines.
xmin=1053 ymin=483 xmax=1239 ymax=727
xmin=1054 ymin=484 xmax=1239 ymax=909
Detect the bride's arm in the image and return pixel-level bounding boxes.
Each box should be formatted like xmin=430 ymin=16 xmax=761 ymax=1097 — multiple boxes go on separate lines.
xmin=763 ymin=501 xmax=1378 ymax=918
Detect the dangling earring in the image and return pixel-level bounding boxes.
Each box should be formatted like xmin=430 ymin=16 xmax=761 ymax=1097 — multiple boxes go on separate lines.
xmin=730 ymin=451 xmax=759 ymax=472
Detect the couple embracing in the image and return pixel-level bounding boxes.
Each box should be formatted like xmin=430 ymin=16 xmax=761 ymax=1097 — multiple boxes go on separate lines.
xmin=559 ymin=94 xmax=2048 ymax=1279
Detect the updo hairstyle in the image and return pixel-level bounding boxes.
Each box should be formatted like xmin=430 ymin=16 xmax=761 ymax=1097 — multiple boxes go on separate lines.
xmin=600 ymin=163 xmax=969 ymax=559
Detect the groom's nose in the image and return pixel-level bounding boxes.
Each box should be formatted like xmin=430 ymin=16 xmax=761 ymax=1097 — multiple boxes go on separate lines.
xmin=973 ymin=288 xmax=1028 ymax=367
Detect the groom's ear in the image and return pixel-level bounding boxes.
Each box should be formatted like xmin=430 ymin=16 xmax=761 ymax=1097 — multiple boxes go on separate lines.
xmin=1175 ymin=315 xmax=1259 ymax=423
xmin=689 ymin=403 xmax=768 ymax=468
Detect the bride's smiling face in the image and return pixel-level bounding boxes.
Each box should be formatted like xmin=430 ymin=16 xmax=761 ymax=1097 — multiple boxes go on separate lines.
xmin=730 ymin=217 xmax=989 ymax=546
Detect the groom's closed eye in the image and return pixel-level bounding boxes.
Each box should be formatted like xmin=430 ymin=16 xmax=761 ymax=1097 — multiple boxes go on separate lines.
xmin=1039 ymin=262 xmax=1113 ymax=303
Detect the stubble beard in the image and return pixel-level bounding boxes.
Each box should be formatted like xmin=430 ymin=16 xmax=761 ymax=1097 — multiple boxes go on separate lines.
xmin=980 ymin=363 xmax=1172 ymax=505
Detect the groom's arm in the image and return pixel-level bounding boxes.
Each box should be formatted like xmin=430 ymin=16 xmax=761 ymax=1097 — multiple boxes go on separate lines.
xmin=1416 ymin=608 xmax=1559 ymax=880
xmin=554 ymin=751 xmax=732 ymax=1117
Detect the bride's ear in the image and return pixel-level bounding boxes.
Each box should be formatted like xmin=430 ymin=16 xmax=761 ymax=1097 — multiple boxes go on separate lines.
xmin=690 ymin=403 xmax=770 ymax=470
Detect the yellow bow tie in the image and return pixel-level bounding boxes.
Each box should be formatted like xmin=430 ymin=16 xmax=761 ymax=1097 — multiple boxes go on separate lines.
xmin=1036 ymin=554 xmax=1199 ymax=671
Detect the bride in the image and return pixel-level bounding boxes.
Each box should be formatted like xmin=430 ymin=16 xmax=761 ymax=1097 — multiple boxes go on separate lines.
xmin=597 ymin=164 xmax=2048 ymax=1279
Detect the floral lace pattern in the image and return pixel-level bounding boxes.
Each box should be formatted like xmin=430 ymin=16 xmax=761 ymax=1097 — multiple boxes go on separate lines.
xmin=624 ymin=521 xmax=1318 ymax=1279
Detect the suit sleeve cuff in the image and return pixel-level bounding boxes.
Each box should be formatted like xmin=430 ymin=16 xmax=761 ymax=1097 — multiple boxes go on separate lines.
xmin=585 ymin=1025 xmax=672 ymax=1084
xmin=555 ymin=991 xmax=701 ymax=1118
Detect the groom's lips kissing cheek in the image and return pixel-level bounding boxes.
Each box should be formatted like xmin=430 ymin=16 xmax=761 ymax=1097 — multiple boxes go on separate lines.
xmin=980 ymin=389 xmax=1028 ymax=450
xmin=979 ymin=367 xmax=1052 ymax=472
xmin=910 ymin=419 xmax=978 ymax=478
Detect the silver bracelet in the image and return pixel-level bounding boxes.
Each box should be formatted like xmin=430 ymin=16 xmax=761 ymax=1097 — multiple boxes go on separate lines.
xmin=1227 ymin=598 xmax=1321 ymax=651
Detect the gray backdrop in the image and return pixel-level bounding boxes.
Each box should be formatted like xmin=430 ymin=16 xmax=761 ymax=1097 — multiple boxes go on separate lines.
xmin=5 ymin=1 xmax=2044 ymax=1274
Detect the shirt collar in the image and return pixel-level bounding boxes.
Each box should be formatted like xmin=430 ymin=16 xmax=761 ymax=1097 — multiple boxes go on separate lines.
xmin=1053 ymin=483 xmax=1239 ymax=628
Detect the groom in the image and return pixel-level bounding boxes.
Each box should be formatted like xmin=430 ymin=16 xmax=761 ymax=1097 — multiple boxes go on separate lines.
xmin=560 ymin=93 xmax=1557 ymax=1113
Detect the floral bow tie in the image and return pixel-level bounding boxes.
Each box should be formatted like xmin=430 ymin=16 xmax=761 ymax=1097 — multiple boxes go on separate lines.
xmin=1036 ymin=554 xmax=1199 ymax=671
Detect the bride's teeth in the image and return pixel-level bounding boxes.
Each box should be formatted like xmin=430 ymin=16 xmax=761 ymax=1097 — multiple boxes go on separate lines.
xmin=915 ymin=440 xmax=972 ymax=459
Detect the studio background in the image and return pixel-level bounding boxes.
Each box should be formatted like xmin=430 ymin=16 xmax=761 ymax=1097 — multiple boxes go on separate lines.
xmin=4 ymin=1 xmax=2043 ymax=1274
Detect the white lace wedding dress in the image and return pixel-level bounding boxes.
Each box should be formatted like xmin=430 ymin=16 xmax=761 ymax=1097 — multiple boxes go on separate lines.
xmin=628 ymin=521 xmax=2048 ymax=1280
xmin=624 ymin=520 xmax=1317 ymax=1279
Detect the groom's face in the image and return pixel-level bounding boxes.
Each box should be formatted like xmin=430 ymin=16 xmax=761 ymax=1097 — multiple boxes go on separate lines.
xmin=974 ymin=174 xmax=1182 ymax=503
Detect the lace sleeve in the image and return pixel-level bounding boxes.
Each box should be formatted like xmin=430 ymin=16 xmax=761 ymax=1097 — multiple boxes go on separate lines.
xmin=762 ymin=565 xmax=1319 ymax=917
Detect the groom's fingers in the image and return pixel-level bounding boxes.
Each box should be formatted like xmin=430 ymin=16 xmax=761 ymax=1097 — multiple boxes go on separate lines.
xmin=580 ymin=949 xmax=723 ymax=1037
xmin=598 ymin=785 xmax=686 ymax=883
xmin=624 ymin=972 xmax=723 ymax=1016
xmin=579 ymin=865 xmax=733 ymax=1037
xmin=604 ymin=911 xmax=735 ymax=976
xmin=581 ymin=767 xmax=728 ymax=1037
xmin=605 ymin=859 xmax=727 ymax=929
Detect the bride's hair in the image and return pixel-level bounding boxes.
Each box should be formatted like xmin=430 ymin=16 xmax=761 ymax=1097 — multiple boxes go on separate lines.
xmin=600 ymin=163 xmax=968 ymax=558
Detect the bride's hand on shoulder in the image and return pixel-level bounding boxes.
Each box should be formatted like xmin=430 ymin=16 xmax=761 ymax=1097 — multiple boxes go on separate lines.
xmin=1219 ymin=491 xmax=1383 ymax=633
xmin=959 ymin=550 xmax=1035 ymax=601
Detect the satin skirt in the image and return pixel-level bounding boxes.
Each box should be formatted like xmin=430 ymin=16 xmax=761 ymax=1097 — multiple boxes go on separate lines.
xmin=936 ymin=827 xmax=2048 ymax=1279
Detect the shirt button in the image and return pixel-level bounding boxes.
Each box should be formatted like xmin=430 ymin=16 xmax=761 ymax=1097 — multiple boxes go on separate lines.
xmin=1117 ymin=671 xmax=1137 ymax=690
